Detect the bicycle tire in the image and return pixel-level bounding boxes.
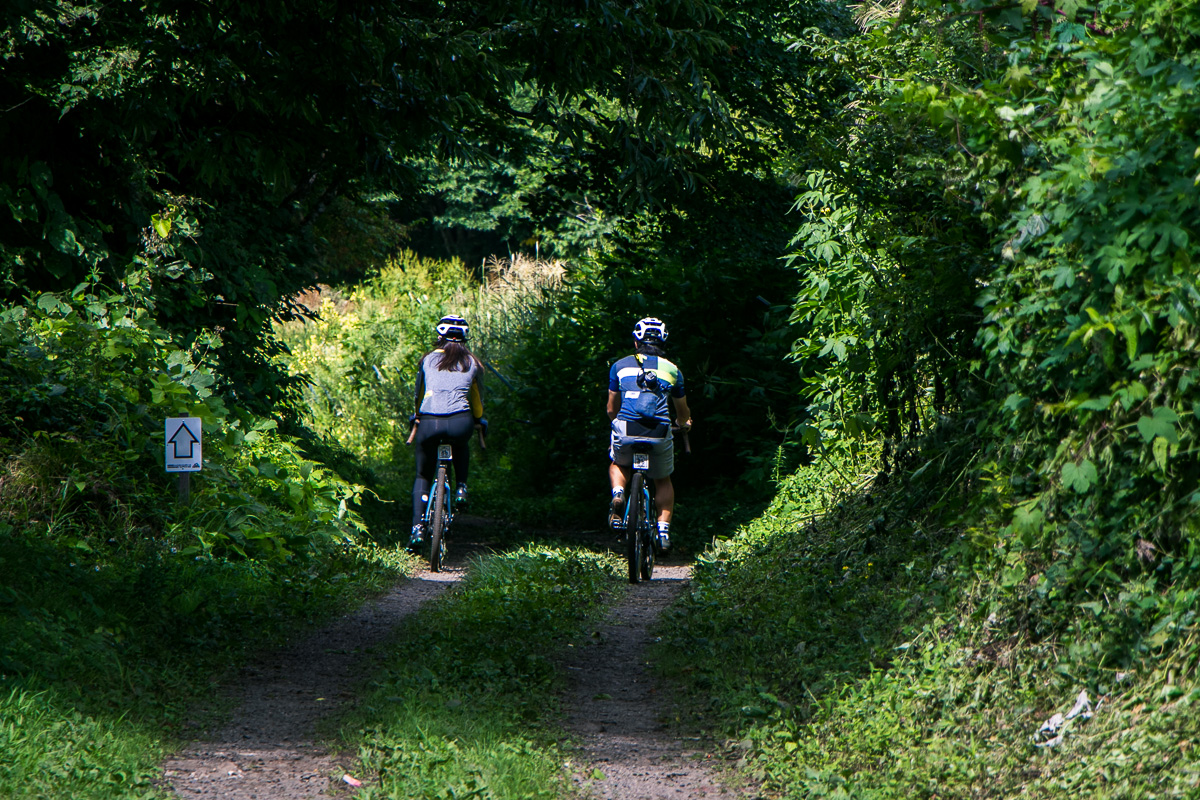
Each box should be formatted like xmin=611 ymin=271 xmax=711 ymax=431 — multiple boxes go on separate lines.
xmin=429 ymin=465 xmax=448 ymax=572
xmin=640 ymin=492 xmax=656 ymax=581
xmin=626 ymin=473 xmax=644 ymax=584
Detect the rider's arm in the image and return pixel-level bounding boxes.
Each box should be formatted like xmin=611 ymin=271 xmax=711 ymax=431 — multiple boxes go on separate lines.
xmin=468 ymin=375 xmax=484 ymax=420
xmin=671 ymin=394 xmax=692 ymax=430
xmin=607 ymin=390 xmax=621 ymax=421
xmin=412 ymin=357 xmax=426 ymax=420
xmin=607 ymin=359 xmax=623 ymax=421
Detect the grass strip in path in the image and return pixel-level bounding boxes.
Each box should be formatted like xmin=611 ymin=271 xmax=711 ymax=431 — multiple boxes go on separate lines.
xmin=337 ymin=545 xmax=622 ymax=799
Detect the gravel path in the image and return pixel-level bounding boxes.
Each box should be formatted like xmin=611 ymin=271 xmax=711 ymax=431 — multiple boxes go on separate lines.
xmin=163 ymin=534 xmax=752 ymax=799
xmin=563 ymin=563 xmax=756 ymax=800
xmin=163 ymin=558 xmax=468 ymax=799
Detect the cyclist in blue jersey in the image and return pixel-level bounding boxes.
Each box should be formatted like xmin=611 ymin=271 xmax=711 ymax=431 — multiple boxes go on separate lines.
xmin=406 ymin=315 xmax=486 ymax=549
xmin=607 ymin=317 xmax=692 ymax=552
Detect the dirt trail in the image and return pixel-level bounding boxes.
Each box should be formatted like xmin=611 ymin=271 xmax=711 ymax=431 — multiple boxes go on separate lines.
xmin=163 ymin=559 xmax=466 ymax=799
xmin=563 ymin=563 xmax=756 ymax=800
xmin=164 ymin=535 xmax=752 ymax=799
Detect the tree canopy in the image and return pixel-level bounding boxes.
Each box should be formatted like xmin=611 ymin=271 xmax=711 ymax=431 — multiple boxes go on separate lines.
xmin=1 ymin=0 xmax=842 ymax=406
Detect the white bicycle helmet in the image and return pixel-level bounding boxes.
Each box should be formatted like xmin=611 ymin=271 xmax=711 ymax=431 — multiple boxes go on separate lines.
xmin=436 ymin=314 xmax=469 ymax=341
xmin=632 ymin=317 xmax=668 ymax=343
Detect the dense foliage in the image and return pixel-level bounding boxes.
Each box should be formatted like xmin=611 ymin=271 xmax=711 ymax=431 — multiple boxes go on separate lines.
xmin=4 ymin=0 xmax=1199 ymax=795
xmin=273 ymin=249 xmax=564 ymax=533
xmin=944 ymin=0 xmax=1200 ymax=662
xmin=659 ymin=0 xmax=1200 ymax=797
xmin=0 ymin=284 xmax=366 ymax=561
xmin=0 ymin=282 xmax=409 ymax=798
xmin=487 ymin=163 xmax=830 ymax=541
xmin=1 ymin=0 xmax=842 ymax=407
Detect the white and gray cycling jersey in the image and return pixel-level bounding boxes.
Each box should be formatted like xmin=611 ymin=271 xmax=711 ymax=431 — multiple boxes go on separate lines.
xmin=418 ymin=352 xmax=482 ymax=417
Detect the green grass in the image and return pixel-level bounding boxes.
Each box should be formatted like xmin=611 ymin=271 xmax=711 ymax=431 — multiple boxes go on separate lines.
xmin=657 ymin=447 xmax=1200 ymax=798
xmin=0 ymin=686 xmax=164 ymax=799
xmin=0 ymin=526 xmax=415 ymax=800
xmin=337 ymin=544 xmax=623 ymax=799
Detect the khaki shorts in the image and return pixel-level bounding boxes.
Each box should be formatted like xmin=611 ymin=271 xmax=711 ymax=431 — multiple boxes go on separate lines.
xmin=609 ymin=419 xmax=674 ymax=479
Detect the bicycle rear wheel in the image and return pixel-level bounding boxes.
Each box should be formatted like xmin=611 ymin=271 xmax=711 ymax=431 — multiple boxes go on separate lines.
xmin=640 ymin=492 xmax=656 ymax=581
xmin=429 ymin=465 xmax=448 ymax=572
xmin=626 ymin=473 xmax=645 ymax=584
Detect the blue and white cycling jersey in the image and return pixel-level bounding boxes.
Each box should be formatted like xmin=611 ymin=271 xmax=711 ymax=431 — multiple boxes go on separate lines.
xmin=607 ymin=354 xmax=685 ymax=427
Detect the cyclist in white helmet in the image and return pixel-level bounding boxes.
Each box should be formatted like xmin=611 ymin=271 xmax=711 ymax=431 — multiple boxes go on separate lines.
xmin=405 ymin=314 xmax=486 ymax=549
xmin=606 ymin=317 xmax=692 ymax=552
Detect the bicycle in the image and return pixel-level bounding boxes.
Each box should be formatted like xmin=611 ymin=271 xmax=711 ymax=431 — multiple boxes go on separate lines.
xmin=422 ymin=443 xmax=454 ymax=572
xmin=616 ymin=427 xmax=689 ymax=584
xmin=411 ymin=426 xmax=486 ymax=573
xmin=617 ymin=439 xmax=658 ymax=583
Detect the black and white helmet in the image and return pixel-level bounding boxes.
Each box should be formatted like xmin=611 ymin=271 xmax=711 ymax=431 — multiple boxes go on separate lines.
xmin=436 ymin=314 xmax=469 ymax=341
xmin=632 ymin=317 xmax=668 ymax=344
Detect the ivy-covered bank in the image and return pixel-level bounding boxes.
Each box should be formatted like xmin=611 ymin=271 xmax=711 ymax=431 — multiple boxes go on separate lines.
xmin=660 ymin=447 xmax=1200 ymax=798
xmin=655 ymin=0 xmax=1200 ymax=795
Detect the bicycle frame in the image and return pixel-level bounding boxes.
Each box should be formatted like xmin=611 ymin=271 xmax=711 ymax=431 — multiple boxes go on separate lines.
xmin=621 ymin=441 xmax=658 ymax=583
xmin=422 ymin=444 xmax=454 ymax=525
xmin=422 ymin=443 xmax=454 ymax=571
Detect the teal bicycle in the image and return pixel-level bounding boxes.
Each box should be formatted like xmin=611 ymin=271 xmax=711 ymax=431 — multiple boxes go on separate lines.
xmin=617 ymin=427 xmax=689 ymax=584
xmin=422 ymin=443 xmax=454 ymax=572
xmin=416 ymin=428 xmax=486 ymax=572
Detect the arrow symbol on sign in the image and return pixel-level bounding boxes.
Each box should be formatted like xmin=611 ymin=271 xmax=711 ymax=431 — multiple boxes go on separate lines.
xmin=169 ymin=421 xmax=200 ymax=459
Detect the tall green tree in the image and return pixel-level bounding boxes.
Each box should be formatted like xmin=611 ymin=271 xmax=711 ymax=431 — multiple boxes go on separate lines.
xmin=1 ymin=0 xmax=837 ymax=408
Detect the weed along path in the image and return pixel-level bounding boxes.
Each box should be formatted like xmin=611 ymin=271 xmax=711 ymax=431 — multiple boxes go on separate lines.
xmin=163 ymin=555 xmax=472 ymax=800
xmin=563 ymin=564 xmax=754 ymax=800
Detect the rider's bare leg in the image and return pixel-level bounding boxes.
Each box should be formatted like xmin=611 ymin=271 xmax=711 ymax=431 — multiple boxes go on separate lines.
xmin=653 ymin=476 xmax=674 ymax=523
xmin=609 ymin=461 xmax=631 ymax=493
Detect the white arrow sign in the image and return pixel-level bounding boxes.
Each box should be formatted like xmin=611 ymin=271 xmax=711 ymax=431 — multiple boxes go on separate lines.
xmin=165 ymin=417 xmax=202 ymax=472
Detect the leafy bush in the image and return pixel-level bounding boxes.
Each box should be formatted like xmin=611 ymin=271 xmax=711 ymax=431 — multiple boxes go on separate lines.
xmin=0 ymin=282 xmax=366 ymax=561
xmin=662 ymin=3 xmax=1200 ymax=795
xmin=935 ymin=0 xmax=1200 ymax=666
xmin=0 ymin=263 xmax=424 ymax=799
xmin=783 ymin=0 xmax=1200 ymax=674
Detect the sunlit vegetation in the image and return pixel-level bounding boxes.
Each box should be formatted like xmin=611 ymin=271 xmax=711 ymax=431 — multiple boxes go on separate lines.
xmin=2 ymin=0 xmax=1198 ymax=795
xmin=272 ymin=251 xmax=563 ymax=508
